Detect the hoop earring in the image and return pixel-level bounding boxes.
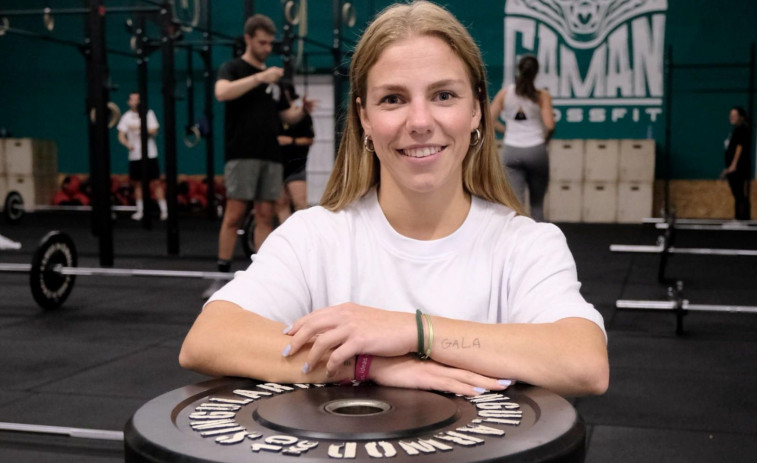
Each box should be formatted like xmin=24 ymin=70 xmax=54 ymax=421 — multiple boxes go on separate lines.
xmin=469 ymin=128 xmax=482 ymax=146
xmin=363 ymin=134 xmax=375 ymax=152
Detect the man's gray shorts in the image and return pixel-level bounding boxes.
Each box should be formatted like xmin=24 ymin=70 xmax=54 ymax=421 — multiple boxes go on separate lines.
xmin=225 ymin=159 xmax=283 ymax=202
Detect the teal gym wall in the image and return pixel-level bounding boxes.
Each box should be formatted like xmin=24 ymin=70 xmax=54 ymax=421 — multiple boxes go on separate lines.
xmin=0 ymin=0 xmax=755 ymax=180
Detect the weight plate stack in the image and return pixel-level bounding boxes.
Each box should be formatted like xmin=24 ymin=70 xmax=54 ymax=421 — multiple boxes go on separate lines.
xmin=124 ymin=378 xmax=585 ymax=463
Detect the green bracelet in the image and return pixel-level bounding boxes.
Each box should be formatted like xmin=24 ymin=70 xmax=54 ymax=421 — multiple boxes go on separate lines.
xmin=415 ymin=309 xmax=428 ymax=359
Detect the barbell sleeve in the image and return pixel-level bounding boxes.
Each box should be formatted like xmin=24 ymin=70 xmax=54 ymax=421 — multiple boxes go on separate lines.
xmin=0 ymin=263 xmax=235 ymax=280
xmin=55 ymin=265 xmax=235 ymax=280
xmin=0 ymin=421 xmax=124 ymax=441
xmin=617 ymin=300 xmax=757 ymax=313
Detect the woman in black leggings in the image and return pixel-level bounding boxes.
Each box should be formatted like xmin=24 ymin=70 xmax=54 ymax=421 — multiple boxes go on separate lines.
xmin=490 ymin=56 xmax=555 ymax=222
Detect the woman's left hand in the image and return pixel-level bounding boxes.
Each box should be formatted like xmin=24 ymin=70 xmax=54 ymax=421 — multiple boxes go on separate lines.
xmin=370 ymin=355 xmax=514 ymax=396
xmin=282 ymin=303 xmax=416 ymax=376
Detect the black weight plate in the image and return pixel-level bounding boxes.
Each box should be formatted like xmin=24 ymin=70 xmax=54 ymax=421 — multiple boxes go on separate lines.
xmin=3 ymin=191 xmax=25 ymax=224
xmin=29 ymin=231 xmax=77 ymax=310
xmin=125 ymin=378 xmax=585 ymax=463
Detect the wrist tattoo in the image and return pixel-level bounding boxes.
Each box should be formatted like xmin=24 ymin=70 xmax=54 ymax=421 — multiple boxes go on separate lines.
xmin=440 ymin=337 xmax=481 ymax=349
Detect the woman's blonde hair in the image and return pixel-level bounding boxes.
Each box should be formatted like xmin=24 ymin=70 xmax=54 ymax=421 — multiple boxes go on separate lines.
xmin=320 ymin=1 xmax=523 ymax=215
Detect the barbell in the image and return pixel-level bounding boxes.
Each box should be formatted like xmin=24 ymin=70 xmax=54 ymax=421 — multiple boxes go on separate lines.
xmin=642 ymin=217 xmax=757 ymax=225
xmin=609 ymin=243 xmax=757 ymax=256
xmin=0 ymin=421 xmax=123 ymax=441
xmin=616 ymin=280 xmax=757 ymax=335
xmin=0 ymin=230 xmax=234 ymax=310
xmin=653 ymin=221 xmax=757 ymax=231
xmin=3 ymin=191 xmax=143 ymax=225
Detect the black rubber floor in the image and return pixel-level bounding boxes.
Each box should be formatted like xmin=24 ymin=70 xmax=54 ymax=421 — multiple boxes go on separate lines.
xmin=1 ymin=212 xmax=755 ymax=462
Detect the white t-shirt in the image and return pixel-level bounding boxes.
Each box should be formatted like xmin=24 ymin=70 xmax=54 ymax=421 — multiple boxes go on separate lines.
xmin=500 ymin=84 xmax=546 ymax=148
xmin=209 ymin=189 xmax=605 ymax=337
xmin=117 ymin=109 xmax=160 ymax=161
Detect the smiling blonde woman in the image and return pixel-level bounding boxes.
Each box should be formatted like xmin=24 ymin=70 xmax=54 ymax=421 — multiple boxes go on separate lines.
xmin=181 ymin=1 xmax=609 ymax=398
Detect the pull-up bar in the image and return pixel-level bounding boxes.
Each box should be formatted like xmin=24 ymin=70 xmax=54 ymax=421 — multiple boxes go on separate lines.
xmin=0 ymin=6 xmax=160 ymax=16
xmin=0 ymin=24 xmax=136 ymax=57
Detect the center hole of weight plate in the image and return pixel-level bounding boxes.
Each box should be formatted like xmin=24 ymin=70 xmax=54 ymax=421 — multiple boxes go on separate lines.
xmin=323 ymin=399 xmax=392 ymax=416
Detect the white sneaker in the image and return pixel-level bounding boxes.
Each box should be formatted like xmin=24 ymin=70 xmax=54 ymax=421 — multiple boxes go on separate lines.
xmin=131 ymin=211 xmax=143 ymax=221
xmin=201 ymin=279 xmax=226 ymax=299
xmin=160 ymin=210 xmax=168 ymax=221
xmin=0 ymin=234 xmax=22 ymax=250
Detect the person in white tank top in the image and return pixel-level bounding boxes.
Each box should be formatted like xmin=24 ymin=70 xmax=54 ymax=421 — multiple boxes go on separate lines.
xmin=498 ymin=83 xmax=545 ymax=147
xmin=490 ymin=56 xmax=555 ymax=221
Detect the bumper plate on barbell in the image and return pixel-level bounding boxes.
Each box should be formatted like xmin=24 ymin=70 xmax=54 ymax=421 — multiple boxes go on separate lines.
xmin=30 ymin=230 xmax=77 ymax=310
xmin=124 ymin=378 xmax=585 ymax=462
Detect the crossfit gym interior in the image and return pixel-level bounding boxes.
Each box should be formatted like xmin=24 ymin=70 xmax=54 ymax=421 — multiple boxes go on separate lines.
xmin=1 ymin=1 xmax=756 ymax=462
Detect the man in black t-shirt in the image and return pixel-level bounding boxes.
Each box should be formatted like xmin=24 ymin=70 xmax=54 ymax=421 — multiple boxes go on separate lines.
xmin=204 ymin=14 xmax=315 ymax=298
xmin=723 ymin=107 xmax=752 ymax=220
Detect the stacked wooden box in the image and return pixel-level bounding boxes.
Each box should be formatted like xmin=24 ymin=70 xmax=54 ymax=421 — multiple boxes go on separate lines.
xmin=616 ymin=139 xmax=656 ymax=223
xmin=545 ymin=139 xmax=655 ymax=223
xmin=1 ymin=138 xmax=59 ymax=210
xmin=546 ymin=139 xmax=584 ymax=222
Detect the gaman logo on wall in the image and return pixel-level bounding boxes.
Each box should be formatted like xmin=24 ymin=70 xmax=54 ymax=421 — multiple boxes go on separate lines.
xmin=503 ymin=0 xmax=668 ymax=132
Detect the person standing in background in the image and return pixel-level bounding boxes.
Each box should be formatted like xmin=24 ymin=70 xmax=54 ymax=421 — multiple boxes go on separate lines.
xmin=722 ymin=106 xmax=752 ymax=220
xmin=117 ymin=92 xmax=168 ymax=221
xmin=490 ymin=56 xmax=555 ymax=222
xmin=276 ymin=82 xmax=315 ymax=224
xmin=203 ymin=14 xmax=314 ymax=299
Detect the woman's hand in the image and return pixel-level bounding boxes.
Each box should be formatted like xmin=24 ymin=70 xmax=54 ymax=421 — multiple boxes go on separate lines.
xmin=283 ymin=303 xmax=416 ymax=376
xmin=277 ymin=135 xmax=294 ymax=145
xmin=370 ymin=355 xmax=514 ymax=396
xmin=302 ymin=96 xmax=317 ymax=114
